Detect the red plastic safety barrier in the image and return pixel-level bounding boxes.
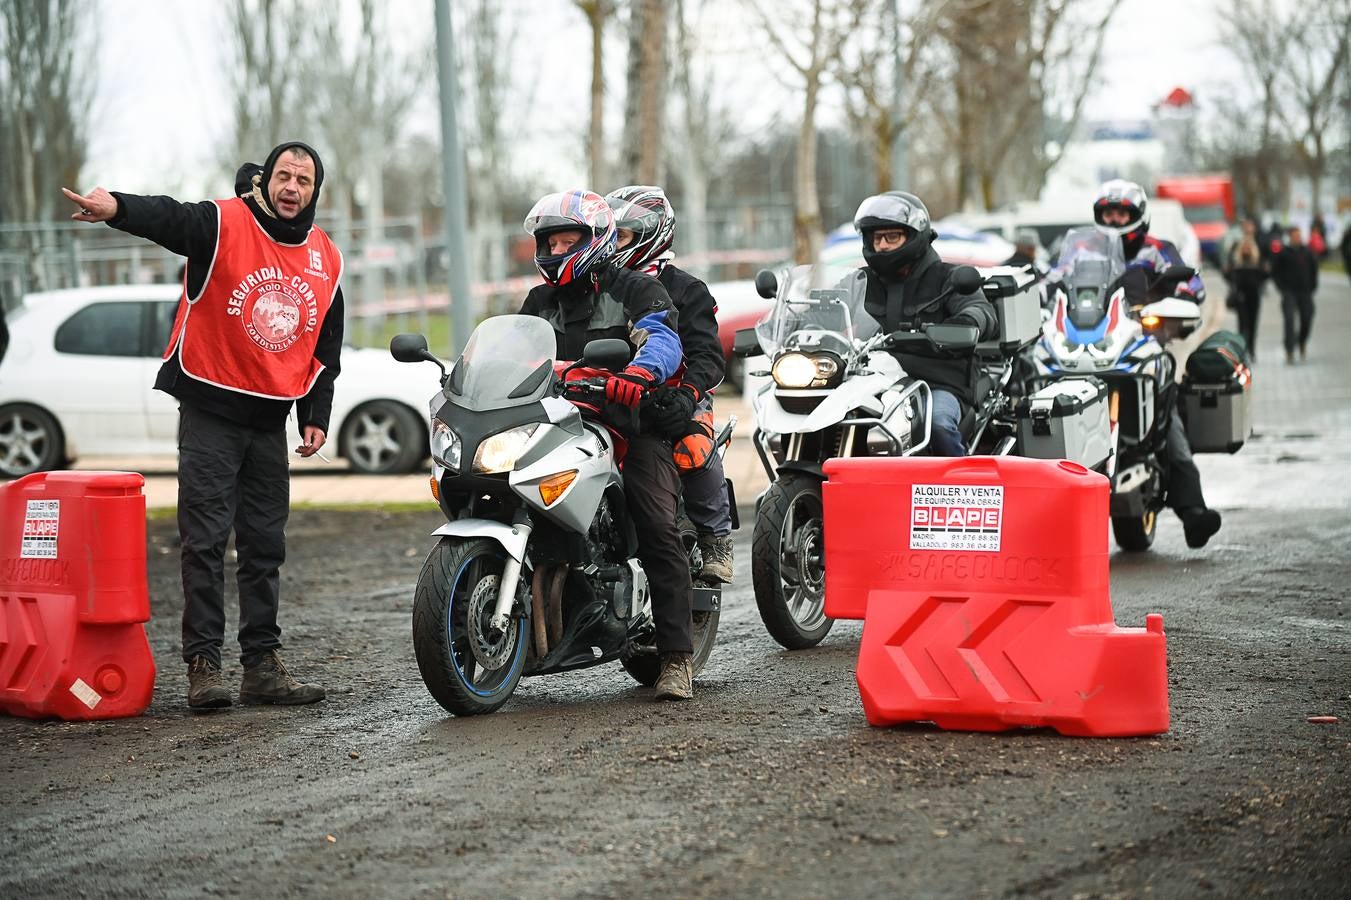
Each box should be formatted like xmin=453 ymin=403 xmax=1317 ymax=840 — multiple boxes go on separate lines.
xmin=1 ymin=471 xmax=155 ymax=720
xmin=822 ymin=456 xmax=1168 ymax=737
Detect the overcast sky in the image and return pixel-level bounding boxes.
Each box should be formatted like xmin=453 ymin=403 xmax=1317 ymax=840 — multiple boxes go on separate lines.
xmin=82 ymin=0 xmax=1246 ymax=199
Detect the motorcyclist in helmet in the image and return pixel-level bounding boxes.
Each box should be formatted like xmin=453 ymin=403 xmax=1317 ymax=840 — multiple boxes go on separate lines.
xmin=518 ymin=189 xmax=698 ymax=700
xmin=604 ymin=185 xmax=734 ymax=586
xmin=1094 ymin=179 xmax=1206 ymax=304
xmin=1094 ymin=179 xmax=1222 ymax=549
xmin=838 ymin=190 xmax=998 ymax=456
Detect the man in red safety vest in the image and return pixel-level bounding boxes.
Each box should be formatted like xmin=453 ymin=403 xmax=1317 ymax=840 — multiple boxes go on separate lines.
xmin=64 ymin=141 xmax=343 ymax=711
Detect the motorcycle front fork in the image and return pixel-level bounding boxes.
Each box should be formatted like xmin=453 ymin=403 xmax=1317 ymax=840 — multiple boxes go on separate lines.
xmin=488 ymin=511 xmax=533 ymax=636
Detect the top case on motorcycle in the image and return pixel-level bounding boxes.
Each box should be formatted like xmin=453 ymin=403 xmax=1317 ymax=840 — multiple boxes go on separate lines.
xmin=1014 ymin=378 xmax=1111 ymax=470
xmin=1179 ymin=329 xmax=1253 ymax=454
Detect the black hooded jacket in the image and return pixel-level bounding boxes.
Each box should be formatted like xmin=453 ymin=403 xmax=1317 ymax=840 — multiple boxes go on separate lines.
xmin=848 ymin=246 xmax=998 ymax=406
xmin=656 ymin=264 xmax=724 ymax=396
xmin=107 ymin=143 xmax=344 ymax=433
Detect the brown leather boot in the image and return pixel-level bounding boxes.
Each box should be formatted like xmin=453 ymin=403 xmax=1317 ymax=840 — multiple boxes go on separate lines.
xmin=187 ymin=655 xmax=231 ymax=711
xmin=239 ymin=651 xmax=326 ymax=706
xmin=654 ymin=652 xmax=694 ymax=701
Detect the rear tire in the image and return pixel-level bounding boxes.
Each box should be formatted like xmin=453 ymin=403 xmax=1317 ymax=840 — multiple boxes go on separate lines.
xmin=412 ymin=537 xmax=527 ymax=715
xmin=0 ymin=403 xmax=65 ymax=478
xmin=1112 ymin=509 xmax=1158 ymax=552
xmin=620 ymin=609 xmax=720 ymax=687
xmin=752 ymin=475 xmax=834 ymax=649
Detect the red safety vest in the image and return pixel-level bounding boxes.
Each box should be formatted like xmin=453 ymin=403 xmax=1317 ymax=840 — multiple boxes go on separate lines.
xmin=163 ymin=197 xmax=343 ymax=400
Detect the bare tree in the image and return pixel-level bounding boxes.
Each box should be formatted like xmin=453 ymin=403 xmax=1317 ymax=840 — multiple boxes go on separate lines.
xmin=619 ymin=0 xmax=669 ymax=185
xmin=0 ymin=0 xmax=92 ymax=227
xmin=223 ymin=0 xmax=316 ymax=167
xmin=1218 ymin=0 xmax=1297 ymax=210
xmin=459 ymin=0 xmax=518 ymax=227
xmin=670 ymin=0 xmax=741 ymax=265
xmin=927 ymin=0 xmax=1119 ymax=211
xmin=834 ymin=1 xmax=942 ymax=193
xmin=575 ymin=0 xmax=614 ymax=189
xmin=311 ymin=1 xmax=428 ymax=216
xmin=1219 ymin=0 xmax=1351 ymax=216
xmin=1276 ymin=0 xmax=1351 ymax=216
xmin=749 ymin=0 xmax=862 ymax=263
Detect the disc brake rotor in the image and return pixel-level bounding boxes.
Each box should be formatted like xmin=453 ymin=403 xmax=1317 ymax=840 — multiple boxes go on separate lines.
xmin=465 ymin=573 xmax=516 ymax=669
xmin=795 ymin=519 xmax=825 ymax=597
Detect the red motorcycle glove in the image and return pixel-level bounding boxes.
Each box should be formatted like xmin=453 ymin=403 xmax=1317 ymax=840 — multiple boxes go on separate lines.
xmin=605 ymin=365 xmax=656 ymax=409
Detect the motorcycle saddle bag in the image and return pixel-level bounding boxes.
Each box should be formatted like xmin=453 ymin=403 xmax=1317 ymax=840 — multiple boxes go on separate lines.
xmin=1180 ymin=330 xmax=1253 ymax=454
xmin=1015 ymin=377 xmax=1111 ymax=470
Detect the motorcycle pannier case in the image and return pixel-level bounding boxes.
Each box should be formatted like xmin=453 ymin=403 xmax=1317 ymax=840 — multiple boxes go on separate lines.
xmin=1015 ymin=377 xmax=1110 ymax=469
xmin=1180 ymin=330 xmax=1252 ymax=454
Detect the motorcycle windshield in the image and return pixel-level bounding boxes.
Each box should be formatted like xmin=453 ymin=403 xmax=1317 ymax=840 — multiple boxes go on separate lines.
xmin=1049 ymin=228 xmax=1126 ymax=330
xmin=1050 ymin=227 xmax=1125 ymax=284
xmin=448 ymin=315 xmax=558 ymax=411
xmin=754 ymin=264 xmax=858 ymax=357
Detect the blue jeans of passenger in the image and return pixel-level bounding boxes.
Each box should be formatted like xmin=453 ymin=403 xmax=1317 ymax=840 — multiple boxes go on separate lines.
xmin=929 ymin=388 xmax=966 ymax=457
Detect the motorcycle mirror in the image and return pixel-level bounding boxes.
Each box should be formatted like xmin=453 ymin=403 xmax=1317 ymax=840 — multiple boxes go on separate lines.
xmin=581 ymin=338 xmax=633 ymax=372
xmin=951 ymin=266 xmax=984 ymax=295
xmin=390 ymin=332 xmax=430 ymax=363
xmin=390 ymin=333 xmax=448 ymax=381
xmin=754 ymin=269 xmax=779 ymax=300
xmin=733 ymin=327 xmax=763 ymax=358
xmin=924 ymin=322 xmax=981 ymax=351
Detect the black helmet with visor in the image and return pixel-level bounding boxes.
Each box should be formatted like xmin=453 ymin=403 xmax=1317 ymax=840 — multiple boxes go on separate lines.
xmin=854 ymin=191 xmax=935 ymax=278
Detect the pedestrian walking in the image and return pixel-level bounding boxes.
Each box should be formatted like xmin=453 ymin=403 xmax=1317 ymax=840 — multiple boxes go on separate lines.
xmin=1224 ymin=218 xmax=1268 ymax=360
xmin=1270 ymin=225 xmax=1318 ymax=364
xmin=62 ymin=141 xmax=343 ymax=710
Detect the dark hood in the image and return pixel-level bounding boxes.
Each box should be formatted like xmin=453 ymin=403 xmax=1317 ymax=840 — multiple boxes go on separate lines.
xmin=234 ymin=141 xmax=325 ymax=245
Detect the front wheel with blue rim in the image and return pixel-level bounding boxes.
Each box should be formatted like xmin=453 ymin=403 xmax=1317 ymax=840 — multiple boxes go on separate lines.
xmin=413 ymin=537 xmax=528 ymax=715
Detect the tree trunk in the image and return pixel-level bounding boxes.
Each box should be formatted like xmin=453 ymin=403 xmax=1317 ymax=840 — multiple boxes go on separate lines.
xmin=587 ymin=2 xmax=607 ymax=189
xmin=794 ymin=76 xmax=823 ymax=264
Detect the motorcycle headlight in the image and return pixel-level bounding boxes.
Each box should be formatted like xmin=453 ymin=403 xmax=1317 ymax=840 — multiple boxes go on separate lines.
xmin=473 ymin=423 xmax=540 ymax=474
xmin=430 ymin=417 xmax=461 ymax=470
xmin=1050 ymin=332 xmax=1080 ymax=363
xmin=772 ymin=352 xmax=842 ymax=388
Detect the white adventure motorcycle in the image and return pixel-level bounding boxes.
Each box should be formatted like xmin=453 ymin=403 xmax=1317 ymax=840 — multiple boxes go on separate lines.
xmin=1027 ymin=227 xmax=1206 ymax=550
xmin=735 ymin=263 xmax=1040 ymax=648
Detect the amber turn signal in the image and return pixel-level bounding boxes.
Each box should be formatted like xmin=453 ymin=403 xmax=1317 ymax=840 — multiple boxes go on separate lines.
xmin=538 ymin=470 xmax=578 ymax=506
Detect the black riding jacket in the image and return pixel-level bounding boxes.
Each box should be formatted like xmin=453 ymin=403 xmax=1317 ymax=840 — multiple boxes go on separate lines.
xmin=847 ymin=247 xmax=998 ymax=406
xmin=518 ymin=263 xmax=682 ymax=380
xmin=656 ymin=264 xmax=724 ymax=397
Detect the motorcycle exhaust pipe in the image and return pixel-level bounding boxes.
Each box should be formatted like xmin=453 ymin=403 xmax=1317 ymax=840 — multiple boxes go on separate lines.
xmin=547 ymin=565 xmax=566 ymax=650
xmin=531 ymin=567 xmax=549 ymax=659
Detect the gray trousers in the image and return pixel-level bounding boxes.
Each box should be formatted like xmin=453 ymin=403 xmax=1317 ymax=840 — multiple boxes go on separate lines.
xmin=680 ymin=397 xmax=733 ymax=537
xmin=177 ymin=405 xmax=290 ymax=668
xmin=682 ymin=449 xmax=732 ymax=537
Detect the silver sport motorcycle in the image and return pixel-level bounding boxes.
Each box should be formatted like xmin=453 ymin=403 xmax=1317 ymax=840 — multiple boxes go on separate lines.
xmin=390 ymin=316 xmax=725 ymax=715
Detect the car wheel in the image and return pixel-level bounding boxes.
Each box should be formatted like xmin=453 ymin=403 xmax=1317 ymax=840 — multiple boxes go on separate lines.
xmin=0 ymin=404 xmax=65 ymax=478
xmin=339 ymin=401 xmax=425 ymax=474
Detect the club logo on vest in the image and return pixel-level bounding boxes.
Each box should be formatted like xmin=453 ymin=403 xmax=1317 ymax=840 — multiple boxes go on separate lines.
xmin=228 ymin=265 xmax=321 ymax=353
xmin=246 ymin=286 xmax=306 ymax=351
